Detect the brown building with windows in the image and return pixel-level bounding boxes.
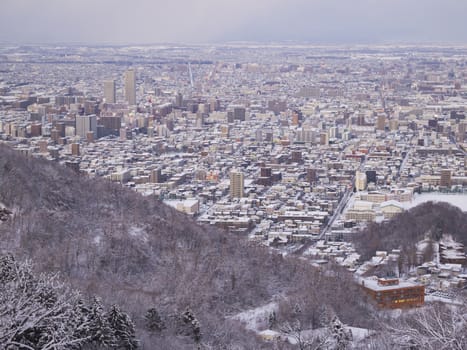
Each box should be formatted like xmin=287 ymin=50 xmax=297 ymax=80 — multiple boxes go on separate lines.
xmin=360 ymin=277 xmax=424 ymax=309
xmin=440 ymin=169 xmax=452 ymax=187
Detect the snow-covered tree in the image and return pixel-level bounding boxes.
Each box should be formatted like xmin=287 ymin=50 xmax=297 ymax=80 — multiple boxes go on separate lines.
xmin=268 ymin=311 xmax=277 ymax=329
xmin=182 ymin=308 xmax=202 ymax=344
xmin=145 ymin=307 xmax=165 ymax=332
xmin=280 ymin=319 xmax=332 ymax=350
xmin=0 ymin=254 xmax=90 ymax=349
xmin=107 ymin=304 xmax=138 ymax=349
xmin=329 ymin=315 xmax=352 ymax=350
xmin=0 ymin=254 xmax=141 ymax=350
xmin=85 ymin=297 xmax=117 ymax=348
xmin=387 ymin=302 xmax=467 ymax=350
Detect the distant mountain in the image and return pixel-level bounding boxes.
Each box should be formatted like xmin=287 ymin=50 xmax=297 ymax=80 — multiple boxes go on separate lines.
xmin=0 ymin=144 xmax=370 ymax=349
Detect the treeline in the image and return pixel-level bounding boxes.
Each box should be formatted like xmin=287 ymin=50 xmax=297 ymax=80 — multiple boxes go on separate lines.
xmin=353 ymin=201 xmax=467 ymax=266
xmin=0 ymin=144 xmax=373 ymax=348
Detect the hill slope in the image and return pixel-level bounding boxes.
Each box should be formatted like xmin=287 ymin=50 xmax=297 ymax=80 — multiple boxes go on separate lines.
xmin=353 ymin=201 xmax=467 ymax=266
xmin=0 ymin=144 xmax=370 ymax=349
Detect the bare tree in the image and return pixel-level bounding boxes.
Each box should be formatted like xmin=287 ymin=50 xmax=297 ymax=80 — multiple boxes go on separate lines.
xmin=387 ymin=302 xmax=467 ymax=350
xmin=280 ymin=320 xmax=332 ymax=350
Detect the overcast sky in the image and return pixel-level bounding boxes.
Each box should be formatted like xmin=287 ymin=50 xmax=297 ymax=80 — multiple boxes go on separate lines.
xmin=1 ymin=0 xmax=467 ymax=44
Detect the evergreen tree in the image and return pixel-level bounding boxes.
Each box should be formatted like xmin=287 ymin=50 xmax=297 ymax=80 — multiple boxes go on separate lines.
xmin=145 ymin=307 xmax=165 ymax=332
xmin=330 ymin=315 xmax=352 ymax=350
xmin=182 ymin=308 xmax=202 ymax=344
xmin=107 ymin=304 xmax=139 ymax=349
xmin=87 ymin=297 xmax=117 ymax=348
xmin=268 ymin=311 xmax=277 ymax=329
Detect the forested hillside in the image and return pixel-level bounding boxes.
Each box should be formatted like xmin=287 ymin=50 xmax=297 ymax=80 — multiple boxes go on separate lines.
xmin=0 ymin=145 xmax=372 ymax=349
xmin=353 ymin=201 xmax=467 ymax=265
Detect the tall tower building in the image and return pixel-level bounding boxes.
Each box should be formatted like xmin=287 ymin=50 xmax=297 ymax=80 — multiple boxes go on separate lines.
xmin=75 ymin=115 xmax=97 ymax=139
xmin=124 ymin=69 xmax=136 ymax=105
xmin=230 ymin=170 xmax=244 ymax=198
xmin=175 ymin=92 xmax=183 ymax=108
xmin=103 ymin=80 xmax=116 ymax=104
xmin=355 ymin=171 xmax=367 ymax=191
xmin=458 ymin=122 xmax=466 ymax=142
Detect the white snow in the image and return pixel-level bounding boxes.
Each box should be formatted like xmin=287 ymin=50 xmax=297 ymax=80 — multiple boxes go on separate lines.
xmin=128 ymin=226 xmax=148 ymax=242
xmin=231 ymin=301 xmax=278 ymax=331
xmin=404 ymin=193 xmax=467 ymax=212
xmin=347 ymin=326 xmax=376 ymax=342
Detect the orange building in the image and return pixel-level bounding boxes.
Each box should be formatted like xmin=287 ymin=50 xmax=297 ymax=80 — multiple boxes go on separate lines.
xmin=361 ymin=277 xmax=424 ymax=309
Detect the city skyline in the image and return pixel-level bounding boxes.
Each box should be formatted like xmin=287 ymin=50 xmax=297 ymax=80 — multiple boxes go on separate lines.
xmin=1 ymin=0 xmax=467 ymax=45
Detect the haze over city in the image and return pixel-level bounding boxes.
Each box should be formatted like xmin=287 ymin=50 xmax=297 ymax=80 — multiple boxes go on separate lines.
xmin=1 ymin=0 xmax=467 ymax=44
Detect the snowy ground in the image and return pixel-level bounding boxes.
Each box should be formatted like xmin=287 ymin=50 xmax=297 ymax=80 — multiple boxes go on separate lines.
xmin=231 ymin=301 xmax=279 ymax=331
xmin=404 ymin=193 xmax=467 ymax=211
xmin=231 ymin=300 xmax=375 ymax=347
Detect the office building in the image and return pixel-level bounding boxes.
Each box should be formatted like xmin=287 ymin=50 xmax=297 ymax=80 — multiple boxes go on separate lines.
xmin=230 ymin=170 xmax=244 ymax=198
xmin=458 ymin=122 xmax=466 ymax=142
xmin=124 ymin=69 xmax=136 ymax=105
xmin=440 ymin=169 xmax=452 ymax=187
xmin=104 ymin=80 xmax=116 ymax=104
xmin=307 ymin=168 xmax=318 ymax=184
xmin=175 ymin=92 xmax=183 ymax=108
xmin=365 ymin=170 xmax=377 ymax=184
xmin=71 ymin=143 xmax=80 ymax=156
xmin=75 ymin=114 xmax=97 ymax=139
xmin=361 ymin=278 xmax=424 ymax=309
xmin=233 ymin=106 xmax=246 ymax=121
xmin=355 ymin=171 xmax=367 ymax=191
xmin=377 ymin=115 xmax=386 ymax=131
xmin=320 ymin=131 xmax=329 ymax=146
xmin=100 ymin=115 xmax=121 ymax=131
xmin=150 ymin=168 xmax=163 ymax=183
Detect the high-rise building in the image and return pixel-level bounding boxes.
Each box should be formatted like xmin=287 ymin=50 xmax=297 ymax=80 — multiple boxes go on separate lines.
xmin=258 ymin=167 xmax=272 ymax=186
xmin=100 ymin=115 xmax=121 ymax=131
xmin=230 ymin=170 xmax=244 ymax=198
xmin=124 ymin=69 xmax=136 ymax=105
xmin=220 ymin=125 xmax=230 ymax=138
xmin=389 ymin=119 xmax=399 ymax=131
xmin=233 ymin=106 xmax=246 ymax=121
xmin=291 ymin=150 xmax=302 ymax=163
xmin=440 ymin=169 xmax=452 ymax=187
xmin=209 ymin=98 xmax=220 ymax=112
xmin=150 ymin=168 xmax=163 ymax=183
xmin=458 ymin=122 xmax=466 ymax=142
xmin=320 ymin=131 xmax=329 ymax=145
xmin=307 ymin=168 xmax=317 ymax=184
xmin=104 ymin=80 xmax=116 ymax=104
xmin=377 ymin=115 xmax=386 ymax=131
xmin=30 ymin=123 xmax=42 ymax=137
xmin=260 ymin=167 xmax=272 ymax=178
xmin=175 ymin=92 xmax=183 ymax=108
xmin=365 ymin=170 xmax=377 ymax=184
xmin=355 ymin=171 xmax=367 ymax=191
xmin=71 ymin=143 xmax=80 ymax=156
xmin=75 ymin=114 xmax=97 ymax=139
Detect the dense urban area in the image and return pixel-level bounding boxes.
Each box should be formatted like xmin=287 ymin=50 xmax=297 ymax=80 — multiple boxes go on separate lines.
xmin=1 ymin=43 xmax=467 ymax=349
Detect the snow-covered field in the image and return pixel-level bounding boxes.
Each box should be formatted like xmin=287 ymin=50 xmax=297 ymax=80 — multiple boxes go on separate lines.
xmin=404 ymin=193 xmax=467 ymax=212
